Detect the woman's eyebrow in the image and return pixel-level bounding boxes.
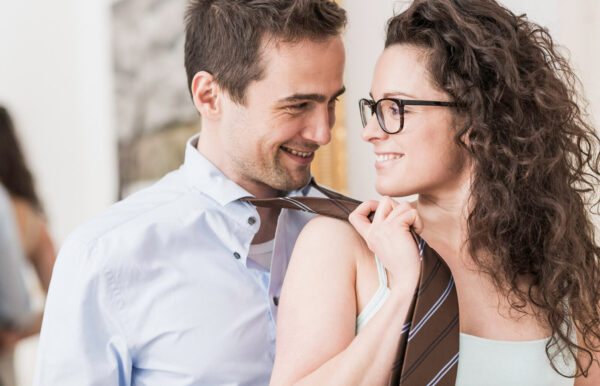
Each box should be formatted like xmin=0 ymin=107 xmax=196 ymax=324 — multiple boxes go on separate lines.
xmin=369 ymin=90 xmax=419 ymax=99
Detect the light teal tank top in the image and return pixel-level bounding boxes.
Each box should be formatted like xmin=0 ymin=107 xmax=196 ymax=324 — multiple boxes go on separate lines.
xmin=355 ymin=254 xmax=576 ymax=384
xmin=456 ymin=332 xmax=576 ymax=385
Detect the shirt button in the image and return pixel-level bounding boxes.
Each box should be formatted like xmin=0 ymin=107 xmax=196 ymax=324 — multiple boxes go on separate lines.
xmin=248 ymin=216 xmax=257 ymax=225
xmin=273 ymin=296 xmax=279 ymax=306
xmin=233 ymin=252 xmax=241 ymax=259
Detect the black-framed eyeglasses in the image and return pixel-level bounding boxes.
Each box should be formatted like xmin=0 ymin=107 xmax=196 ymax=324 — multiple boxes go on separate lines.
xmin=359 ymin=98 xmax=456 ymax=134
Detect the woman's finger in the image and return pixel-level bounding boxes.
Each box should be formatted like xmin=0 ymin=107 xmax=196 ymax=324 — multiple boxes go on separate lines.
xmin=372 ymin=196 xmax=394 ymax=224
xmin=412 ymin=209 xmax=424 ymax=234
xmin=349 ymin=200 xmax=379 ymax=238
xmin=390 ymin=209 xmax=420 ymax=231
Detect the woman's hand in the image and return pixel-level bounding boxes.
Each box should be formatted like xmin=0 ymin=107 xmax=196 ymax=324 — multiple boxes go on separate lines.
xmin=349 ymin=197 xmax=423 ymax=291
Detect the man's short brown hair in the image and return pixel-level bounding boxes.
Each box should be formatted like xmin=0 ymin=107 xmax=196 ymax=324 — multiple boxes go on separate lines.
xmin=184 ymin=0 xmax=346 ymax=104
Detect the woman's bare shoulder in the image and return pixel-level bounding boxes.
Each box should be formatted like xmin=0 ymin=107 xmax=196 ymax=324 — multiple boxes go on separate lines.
xmin=297 ymin=215 xmax=369 ymax=255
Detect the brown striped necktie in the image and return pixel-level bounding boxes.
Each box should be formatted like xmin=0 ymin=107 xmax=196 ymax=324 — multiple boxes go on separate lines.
xmin=242 ymin=180 xmax=459 ymax=385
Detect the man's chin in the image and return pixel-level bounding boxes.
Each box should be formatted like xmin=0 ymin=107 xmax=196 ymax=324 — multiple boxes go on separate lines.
xmin=270 ymin=172 xmax=311 ymax=193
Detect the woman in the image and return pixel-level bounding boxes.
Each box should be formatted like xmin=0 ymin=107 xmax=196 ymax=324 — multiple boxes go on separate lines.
xmin=0 ymin=106 xmax=56 ymax=386
xmin=270 ymin=0 xmax=600 ymax=384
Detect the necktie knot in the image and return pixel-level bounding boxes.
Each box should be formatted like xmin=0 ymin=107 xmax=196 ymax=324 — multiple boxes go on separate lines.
xmin=241 ymin=178 xmax=369 ymax=221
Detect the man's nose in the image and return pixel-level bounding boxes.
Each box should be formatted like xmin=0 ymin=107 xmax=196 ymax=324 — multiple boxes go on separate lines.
xmin=302 ymin=106 xmax=333 ymax=146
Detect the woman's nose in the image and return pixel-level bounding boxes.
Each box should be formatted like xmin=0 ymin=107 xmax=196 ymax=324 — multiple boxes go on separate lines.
xmin=361 ymin=113 xmax=387 ymax=142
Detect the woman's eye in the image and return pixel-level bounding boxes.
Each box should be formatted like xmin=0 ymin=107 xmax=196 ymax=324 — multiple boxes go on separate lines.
xmin=388 ymin=105 xmax=400 ymax=115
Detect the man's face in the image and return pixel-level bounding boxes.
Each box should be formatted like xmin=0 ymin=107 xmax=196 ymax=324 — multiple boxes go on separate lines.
xmin=215 ymin=36 xmax=345 ymax=196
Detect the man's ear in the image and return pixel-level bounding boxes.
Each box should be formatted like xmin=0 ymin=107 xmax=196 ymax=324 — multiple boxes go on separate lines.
xmin=191 ymin=71 xmax=220 ymax=120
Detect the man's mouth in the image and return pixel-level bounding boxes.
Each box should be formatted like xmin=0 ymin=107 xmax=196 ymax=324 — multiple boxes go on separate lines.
xmin=281 ymin=145 xmax=314 ymax=158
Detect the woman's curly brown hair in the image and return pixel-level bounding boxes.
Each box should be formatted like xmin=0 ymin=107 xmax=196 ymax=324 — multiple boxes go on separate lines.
xmin=387 ymin=0 xmax=600 ymax=377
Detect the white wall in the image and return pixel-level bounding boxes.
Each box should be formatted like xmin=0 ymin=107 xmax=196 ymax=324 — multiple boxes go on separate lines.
xmin=0 ymin=0 xmax=117 ymax=246
xmin=344 ymin=0 xmax=600 ymax=200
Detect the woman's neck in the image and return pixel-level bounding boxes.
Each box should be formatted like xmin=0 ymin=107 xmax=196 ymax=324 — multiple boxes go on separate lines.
xmin=415 ymin=182 xmax=472 ymax=270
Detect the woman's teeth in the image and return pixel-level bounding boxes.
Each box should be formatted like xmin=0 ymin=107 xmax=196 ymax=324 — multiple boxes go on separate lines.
xmin=376 ymin=154 xmax=403 ymax=162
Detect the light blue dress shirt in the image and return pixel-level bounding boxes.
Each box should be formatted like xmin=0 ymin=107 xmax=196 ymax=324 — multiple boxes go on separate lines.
xmin=34 ymin=135 xmax=319 ymax=385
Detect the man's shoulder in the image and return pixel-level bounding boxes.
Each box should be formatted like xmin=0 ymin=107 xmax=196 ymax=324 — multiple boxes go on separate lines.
xmin=66 ymin=170 xmax=217 ymax=257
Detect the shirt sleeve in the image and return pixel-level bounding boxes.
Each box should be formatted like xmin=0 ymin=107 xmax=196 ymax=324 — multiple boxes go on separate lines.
xmin=34 ymin=238 xmax=132 ymax=385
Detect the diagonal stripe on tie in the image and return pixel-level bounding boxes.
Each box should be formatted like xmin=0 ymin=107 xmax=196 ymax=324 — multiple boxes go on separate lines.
xmin=241 ymin=179 xmax=459 ymax=385
xmin=392 ymin=246 xmax=460 ymax=386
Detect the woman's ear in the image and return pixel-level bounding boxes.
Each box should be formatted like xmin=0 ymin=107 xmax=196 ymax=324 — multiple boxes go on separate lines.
xmin=453 ymin=114 xmax=472 ymax=149
xmin=191 ymin=71 xmax=220 ymax=120
xmin=460 ymin=126 xmax=472 ymax=148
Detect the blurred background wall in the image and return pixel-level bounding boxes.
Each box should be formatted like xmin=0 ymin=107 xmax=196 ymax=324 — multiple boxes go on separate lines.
xmin=0 ymin=0 xmax=118 ymax=246
xmin=0 ymin=0 xmax=598 ymax=384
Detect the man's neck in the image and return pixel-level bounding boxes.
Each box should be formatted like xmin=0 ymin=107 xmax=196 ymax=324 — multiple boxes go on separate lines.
xmin=196 ymin=131 xmax=282 ymax=198
xmin=196 ymin=133 xmax=287 ymax=244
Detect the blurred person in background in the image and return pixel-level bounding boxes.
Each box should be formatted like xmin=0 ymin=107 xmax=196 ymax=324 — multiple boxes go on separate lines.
xmin=0 ymin=106 xmax=56 ymax=386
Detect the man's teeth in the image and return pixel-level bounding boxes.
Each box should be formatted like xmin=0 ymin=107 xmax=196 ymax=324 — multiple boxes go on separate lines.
xmin=376 ymin=154 xmax=403 ymax=162
xmin=283 ymin=147 xmax=313 ymax=158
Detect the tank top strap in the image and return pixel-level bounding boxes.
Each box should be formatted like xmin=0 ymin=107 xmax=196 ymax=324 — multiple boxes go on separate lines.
xmin=374 ymin=255 xmax=388 ymax=287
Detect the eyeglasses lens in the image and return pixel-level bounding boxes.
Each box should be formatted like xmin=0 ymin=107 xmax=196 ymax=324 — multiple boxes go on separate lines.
xmin=377 ymin=99 xmax=402 ymax=133
xmin=359 ymin=99 xmax=372 ymax=127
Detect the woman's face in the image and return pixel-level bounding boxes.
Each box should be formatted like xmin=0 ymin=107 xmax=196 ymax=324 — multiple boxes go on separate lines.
xmin=363 ymin=44 xmax=470 ymax=198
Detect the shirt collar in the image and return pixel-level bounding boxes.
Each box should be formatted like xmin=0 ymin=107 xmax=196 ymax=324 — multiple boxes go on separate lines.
xmin=183 ymin=134 xmax=312 ymax=206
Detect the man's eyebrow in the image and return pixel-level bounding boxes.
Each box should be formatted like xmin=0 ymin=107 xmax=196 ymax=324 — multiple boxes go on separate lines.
xmin=279 ymin=86 xmax=346 ymax=104
xmin=331 ymin=86 xmax=346 ymax=100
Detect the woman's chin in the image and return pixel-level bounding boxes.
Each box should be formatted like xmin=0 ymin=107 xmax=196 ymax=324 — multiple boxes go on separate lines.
xmin=375 ymin=180 xmax=415 ymax=198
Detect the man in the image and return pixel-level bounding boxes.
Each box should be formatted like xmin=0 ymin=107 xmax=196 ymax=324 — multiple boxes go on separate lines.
xmin=34 ymin=0 xmax=346 ymax=384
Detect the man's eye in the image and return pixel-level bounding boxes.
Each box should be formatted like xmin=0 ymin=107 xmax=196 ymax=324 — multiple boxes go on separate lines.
xmin=288 ymin=102 xmax=309 ymax=110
